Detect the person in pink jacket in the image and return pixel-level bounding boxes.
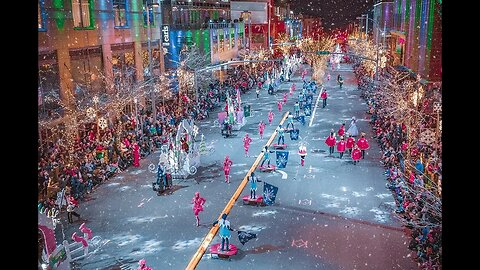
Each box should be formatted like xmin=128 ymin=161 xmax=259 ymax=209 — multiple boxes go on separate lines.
xmin=356 ymin=133 xmax=370 ymax=159
xmin=132 ymin=140 xmax=140 ymax=167
xmin=283 ymin=92 xmax=288 ymax=104
xmin=338 ymin=123 xmax=346 ymax=137
xmin=192 ymin=192 xmax=206 ymax=226
xmin=137 ymin=259 xmax=152 ymax=270
xmin=268 ymin=110 xmax=275 ymax=125
xmin=290 ymin=83 xmax=296 ymax=96
xmin=346 ymin=133 xmax=355 ymax=154
xmin=223 ymin=156 xmax=233 ymax=183
xmin=277 ymin=100 xmax=283 ymax=112
xmin=243 ymin=133 xmax=253 ymax=157
xmin=258 ymin=120 xmax=266 ymax=139
xmin=320 ymin=89 xmax=328 ymax=108
xmin=336 ymin=136 xmax=346 ymax=159
xmin=352 ymin=145 xmax=362 ymax=165
xmin=325 ymin=130 xmax=336 ymax=156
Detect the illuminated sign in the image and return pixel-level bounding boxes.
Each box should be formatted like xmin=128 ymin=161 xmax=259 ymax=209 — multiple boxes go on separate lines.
xmin=161 ymin=25 xmax=170 ymax=46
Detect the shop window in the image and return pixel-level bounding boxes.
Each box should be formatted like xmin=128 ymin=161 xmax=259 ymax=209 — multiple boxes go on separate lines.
xmin=113 ymin=0 xmax=128 ymax=28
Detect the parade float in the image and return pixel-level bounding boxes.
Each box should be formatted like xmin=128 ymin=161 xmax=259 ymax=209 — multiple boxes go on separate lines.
xmin=38 ymin=205 xmax=101 ymax=270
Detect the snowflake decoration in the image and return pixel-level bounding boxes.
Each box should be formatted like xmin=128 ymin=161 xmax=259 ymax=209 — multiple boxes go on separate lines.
xmin=148 ymin=163 xmax=156 ymax=173
xmin=263 ymin=188 xmax=276 ymax=203
xmin=420 ymin=129 xmax=435 ymax=146
xmin=86 ymin=107 xmax=96 ymax=120
xmin=439 ymin=120 xmax=442 ymax=132
xmin=98 ymin=117 xmax=108 ymax=130
xmin=92 ymin=96 xmax=99 ymax=104
xmin=277 ymin=154 xmax=288 ymax=167
xmin=433 ymin=102 xmax=442 ymax=113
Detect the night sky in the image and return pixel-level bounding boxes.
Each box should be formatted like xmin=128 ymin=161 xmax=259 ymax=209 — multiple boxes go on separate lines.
xmin=281 ymin=0 xmax=375 ymax=31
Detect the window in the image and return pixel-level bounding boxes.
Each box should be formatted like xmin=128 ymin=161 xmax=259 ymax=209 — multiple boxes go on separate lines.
xmin=113 ymin=0 xmax=128 ymax=28
xmin=72 ymin=0 xmax=94 ymax=29
xmin=143 ymin=0 xmax=155 ymax=27
xmin=38 ymin=0 xmax=47 ymax=31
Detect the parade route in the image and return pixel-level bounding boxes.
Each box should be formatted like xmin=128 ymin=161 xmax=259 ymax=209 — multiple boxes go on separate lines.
xmin=63 ymin=62 xmax=416 ymax=270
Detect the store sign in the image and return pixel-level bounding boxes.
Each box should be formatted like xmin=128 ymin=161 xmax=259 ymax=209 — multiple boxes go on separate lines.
xmin=161 ymin=25 xmax=170 ymax=46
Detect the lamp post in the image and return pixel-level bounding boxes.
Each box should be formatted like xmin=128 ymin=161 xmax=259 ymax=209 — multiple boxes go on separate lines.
xmin=145 ymin=0 xmax=159 ymax=120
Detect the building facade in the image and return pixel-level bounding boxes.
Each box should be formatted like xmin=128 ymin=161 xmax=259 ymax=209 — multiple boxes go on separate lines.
xmin=38 ymin=0 xmax=244 ymax=116
xmin=374 ymin=0 xmax=442 ymax=82
xmin=231 ymin=0 xmax=270 ymax=49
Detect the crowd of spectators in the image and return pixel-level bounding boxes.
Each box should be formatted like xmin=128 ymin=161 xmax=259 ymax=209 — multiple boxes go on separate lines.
xmin=37 ymin=58 xmax=287 ymax=220
xmin=354 ymin=62 xmax=442 ymax=270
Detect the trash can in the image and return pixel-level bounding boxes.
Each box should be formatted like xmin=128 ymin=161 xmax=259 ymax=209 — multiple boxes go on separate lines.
xmin=243 ymin=105 xmax=251 ymax=117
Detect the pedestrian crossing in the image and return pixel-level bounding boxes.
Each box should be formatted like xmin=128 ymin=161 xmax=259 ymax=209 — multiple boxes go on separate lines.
xmin=119 ymin=264 xmax=132 ymax=270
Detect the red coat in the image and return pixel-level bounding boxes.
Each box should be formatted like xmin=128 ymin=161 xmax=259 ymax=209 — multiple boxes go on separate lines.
xmin=320 ymin=92 xmax=327 ymax=99
xmin=338 ymin=126 xmax=345 ymax=137
xmin=346 ymin=137 xmax=355 ymax=149
xmin=325 ymin=135 xmax=336 ymax=147
xmin=352 ymin=149 xmax=362 ymax=161
xmin=357 ymin=138 xmax=369 ymax=150
xmin=337 ymin=141 xmax=346 ymax=152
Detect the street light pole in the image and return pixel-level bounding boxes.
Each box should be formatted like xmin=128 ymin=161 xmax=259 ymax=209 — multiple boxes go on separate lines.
xmin=146 ymin=1 xmax=158 ymax=120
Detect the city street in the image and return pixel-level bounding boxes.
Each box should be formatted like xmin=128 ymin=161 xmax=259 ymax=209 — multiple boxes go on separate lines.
xmin=64 ymin=62 xmax=417 ymax=270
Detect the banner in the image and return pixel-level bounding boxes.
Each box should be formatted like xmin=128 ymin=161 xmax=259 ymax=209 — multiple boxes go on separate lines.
xmin=237 ymin=230 xmax=257 ymax=245
xmin=276 ymin=150 xmax=289 ymax=168
xmin=304 ymin=104 xmax=312 ymax=116
xmin=290 ymin=129 xmax=299 ymax=140
xmin=263 ymin=182 xmax=279 ymax=205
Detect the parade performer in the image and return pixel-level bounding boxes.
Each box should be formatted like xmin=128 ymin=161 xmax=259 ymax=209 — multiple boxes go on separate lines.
xmin=277 ymin=101 xmax=283 ymax=112
xmin=192 ymin=192 xmax=206 ymax=226
xmin=347 ymin=117 xmax=359 ymax=137
xmin=338 ymin=123 xmax=346 ymax=137
xmin=325 ymin=130 xmax=336 ymax=156
xmin=294 ymin=102 xmax=300 ymax=118
xmin=256 ymin=87 xmax=260 ymax=99
xmin=327 ymin=73 xmax=331 ymax=81
xmin=276 ymin=124 xmax=286 ymax=145
xmin=283 ymin=92 xmax=288 ymax=104
xmin=268 ymin=110 xmax=275 ymax=125
xmin=286 ymin=112 xmax=295 ymax=130
xmin=137 ymin=259 xmax=152 ymax=270
xmin=223 ymin=156 xmax=233 ymax=183
xmin=66 ymin=195 xmax=80 ymax=224
xmin=337 ymin=136 xmax=346 ymax=159
xmin=132 ymin=140 xmax=140 ymax=167
xmin=213 ymin=213 xmax=234 ymax=252
xmin=346 ymin=133 xmax=356 ymax=154
xmin=321 ymin=88 xmax=328 ymax=108
xmin=337 ymin=75 xmax=344 ymax=89
xmin=352 ymin=145 xmax=362 ymax=165
xmin=290 ymin=83 xmax=296 ymax=96
xmin=357 ymin=133 xmax=370 ymax=159
xmin=298 ymin=143 xmax=307 ymax=166
xmin=260 ymin=146 xmax=273 ymax=167
xmin=249 ymin=172 xmax=262 ymax=199
xmin=258 ymin=121 xmax=266 ymax=139
xmin=243 ymin=133 xmax=253 ymax=157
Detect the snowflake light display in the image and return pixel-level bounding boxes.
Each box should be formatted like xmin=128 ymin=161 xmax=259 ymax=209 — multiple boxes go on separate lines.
xmin=433 ymin=102 xmax=442 ymax=113
xmin=98 ymin=117 xmax=108 ymax=130
xmin=92 ymin=96 xmax=99 ymax=104
xmin=420 ymin=129 xmax=436 ymax=146
xmin=86 ymin=107 xmax=96 ymax=120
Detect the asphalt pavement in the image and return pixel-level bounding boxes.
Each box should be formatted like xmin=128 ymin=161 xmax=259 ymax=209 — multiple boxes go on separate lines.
xmin=63 ymin=61 xmax=417 ymax=270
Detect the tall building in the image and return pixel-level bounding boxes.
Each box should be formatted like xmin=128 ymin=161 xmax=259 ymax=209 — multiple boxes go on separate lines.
xmin=374 ymin=0 xmax=442 ymax=82
xmin=160 ymin=0 xmax=245 ymax=66
xmin=230 ymin=0 xmax=270 ymax=49
xmin=38 ymin=0 xmax=245 ymax=122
